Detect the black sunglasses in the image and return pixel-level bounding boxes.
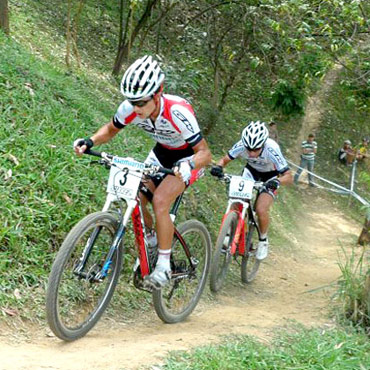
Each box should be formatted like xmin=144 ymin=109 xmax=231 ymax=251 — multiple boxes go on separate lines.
xmin=129 ymin=98 xmax=152 ymax=107
xmin=246 ymin=147 xmax=263 ymax=152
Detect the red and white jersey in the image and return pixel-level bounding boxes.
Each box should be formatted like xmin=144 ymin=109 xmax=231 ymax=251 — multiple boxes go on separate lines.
xmin=113 ymin=94 xmax=202 ymax=149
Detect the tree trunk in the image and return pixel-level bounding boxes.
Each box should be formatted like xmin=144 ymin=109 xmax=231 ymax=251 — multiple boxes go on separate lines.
xmin=71 ymin=0 xmax=85 ymax=68
xmin=65 ymin=0 xmax=72 ymax=68
xmin=112 ymin=0 xmax=160 ymax=76
xmin=0 ymin=0 xmax=10 ymax=35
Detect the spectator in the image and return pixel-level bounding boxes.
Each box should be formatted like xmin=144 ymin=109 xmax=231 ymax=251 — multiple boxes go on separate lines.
xmin=294 ymin=133 xmax=317 ymax=187
xmin=356 ymin=137 xmax=369 ymax=161
xmin=338 ymin=140 xmax=356 ymax=165
xmin=268 ymin=121 xmax=279 ymax=143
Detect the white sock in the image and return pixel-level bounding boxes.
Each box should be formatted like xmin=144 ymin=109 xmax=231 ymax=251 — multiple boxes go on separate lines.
xmin=259 ymin=233 xmax=267 ymax=241
xmin=156 ymin=249 xmax=171 ymax=271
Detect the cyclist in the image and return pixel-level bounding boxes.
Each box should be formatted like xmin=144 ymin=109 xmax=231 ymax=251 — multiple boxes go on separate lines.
xmin=210 ymin=121 xmax=292 ymax=260
xmin=74 ymin=55 xmax=212 ymax=288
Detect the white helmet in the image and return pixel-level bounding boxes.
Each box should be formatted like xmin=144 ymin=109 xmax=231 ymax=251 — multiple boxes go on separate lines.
xmin=241 ymin=121 xmax=269 ymax=149
xmin=120 ymin=55 xmax=165 ymax=101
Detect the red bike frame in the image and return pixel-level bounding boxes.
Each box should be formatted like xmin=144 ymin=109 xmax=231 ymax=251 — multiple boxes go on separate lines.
xmin=219 ymin=202 xmax=249 ymax=256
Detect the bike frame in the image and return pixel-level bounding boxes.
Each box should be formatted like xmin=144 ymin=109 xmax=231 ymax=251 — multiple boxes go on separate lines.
xmin=218 ymin=190 xmax=260 ymax=257
xmin=74 ymin=150 xmax=198 ymax=283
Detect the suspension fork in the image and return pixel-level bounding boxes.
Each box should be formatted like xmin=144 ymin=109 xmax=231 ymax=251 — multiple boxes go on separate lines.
xmin=74 ymin=197 xmax=135 ymax=279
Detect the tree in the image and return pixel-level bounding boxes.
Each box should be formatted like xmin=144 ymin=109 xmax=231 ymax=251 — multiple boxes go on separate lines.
xmin=112 ymin=0 xmax=161 ymax=76
xmin=0 ymin=0 xmax=9 ymax=35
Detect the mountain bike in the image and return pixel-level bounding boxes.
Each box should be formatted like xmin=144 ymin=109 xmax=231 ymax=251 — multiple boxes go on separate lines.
xmin=46 ymin=149 xmax=211 ymax=341
xmin=209 ymin=172 xmax=264 ymax=292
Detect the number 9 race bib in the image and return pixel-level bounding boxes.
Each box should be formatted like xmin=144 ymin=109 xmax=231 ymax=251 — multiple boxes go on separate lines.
xmin=229 ymin=176 xmax=254 ymax=200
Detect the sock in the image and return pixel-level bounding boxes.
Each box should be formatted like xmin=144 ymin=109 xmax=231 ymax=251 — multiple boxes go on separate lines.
xmin=156 ymin=248 xmax=171 ymax=271
xmin=259 ymin=233 xmax=267 ymax=241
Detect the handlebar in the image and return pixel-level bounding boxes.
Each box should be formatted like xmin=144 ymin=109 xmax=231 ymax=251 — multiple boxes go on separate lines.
xmin=210 ymin=171 xmax=265 ymax=190
xmin=83 ymin=148 xmax=175 ymax=176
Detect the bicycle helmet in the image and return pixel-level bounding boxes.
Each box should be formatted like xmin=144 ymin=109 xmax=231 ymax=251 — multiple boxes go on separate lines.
xmin=120 ymin=55 xmax=165 ymax=101
xmin=241 ymin=121 xmax=269 ymax=150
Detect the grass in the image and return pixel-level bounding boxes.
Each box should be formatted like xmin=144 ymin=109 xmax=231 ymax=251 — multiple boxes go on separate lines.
xmin=160 ymin=324 xmax=370 ymax=370
xmin=335 ymin=246 xmax=370 ymax=332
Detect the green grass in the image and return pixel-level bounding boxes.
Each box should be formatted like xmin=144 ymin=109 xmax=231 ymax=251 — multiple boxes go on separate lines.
xmin=160 ymin=324 xmax=370 ymax=370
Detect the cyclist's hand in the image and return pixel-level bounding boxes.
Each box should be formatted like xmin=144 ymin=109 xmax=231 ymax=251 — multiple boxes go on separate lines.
xmin=73 ymin=138 xmax=94 ymax=156
xmin=173 ymin=161 xmax=192 ymax=183
xmin=264 ymin=178 xmax=280 ymax=191
xmin=210 ymin=165 xmax=224 ymax=178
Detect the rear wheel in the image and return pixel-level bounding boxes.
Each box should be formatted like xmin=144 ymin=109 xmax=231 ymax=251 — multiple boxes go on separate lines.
xmin=209 ymin=212 xmax=238 ymax=293
xmin=46 ymin=212 xmax=123 ymax=341
xmin=152 ymin=220 xmax=211 ymax=323
xmin=241 ymin=220 xmax=261 ymax=283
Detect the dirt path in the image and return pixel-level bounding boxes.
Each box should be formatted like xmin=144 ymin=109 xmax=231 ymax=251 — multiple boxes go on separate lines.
xmin=0 ymin=193 xmax=362 ymax=370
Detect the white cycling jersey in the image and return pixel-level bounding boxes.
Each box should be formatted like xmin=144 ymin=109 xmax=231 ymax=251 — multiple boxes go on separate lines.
xmin=113 ymin=94 xmax=202 ymax=149
xmin=228 ymin=138 xmax=289 ymax=173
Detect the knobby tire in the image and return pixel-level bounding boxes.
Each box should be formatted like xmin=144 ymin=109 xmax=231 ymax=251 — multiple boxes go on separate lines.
xmin=152 ymin=220 xmax=211 ymax=323
xmin=46 ymin=212 xmax=123 ymax=341
xmin=241 ymin=220 xmax=261 ymax=283
xmin=209 ymin=212 xmax=238 ymax=293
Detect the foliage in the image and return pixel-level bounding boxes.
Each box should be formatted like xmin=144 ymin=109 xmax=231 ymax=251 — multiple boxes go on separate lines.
xmin=271 ymin=79 xmax=305 ymax=115
xmin=161 ymin=324 xmax=370 ymax=369
xmin=335 ymin=247 xmax=370 ymax=332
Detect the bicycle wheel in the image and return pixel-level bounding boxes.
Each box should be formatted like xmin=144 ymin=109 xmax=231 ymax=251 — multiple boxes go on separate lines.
xmin=241 ymin=220 xmax=261 ymax=283
xmin=46 ymin=211 xmax=123 ymax=341
xmin=152 ymin=220 xmax=211 ymax=323
xmin=209 ymin=212 xmax=238 ymax=293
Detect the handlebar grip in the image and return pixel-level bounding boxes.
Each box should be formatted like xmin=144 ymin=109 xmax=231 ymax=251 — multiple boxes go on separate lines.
xmin=159 ymin=167 xmax=175 ymax=175
xmin=84 ymin=148 xmax=102 ymax=157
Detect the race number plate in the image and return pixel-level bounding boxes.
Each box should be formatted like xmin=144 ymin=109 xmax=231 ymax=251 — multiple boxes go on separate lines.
xmin=106 ymin=157 xmax=145 ymax=200
xmin=229 ymin=176 xmax=254 ymax=200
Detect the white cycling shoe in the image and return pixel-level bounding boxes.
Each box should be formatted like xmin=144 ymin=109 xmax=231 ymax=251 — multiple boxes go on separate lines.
xmin=144 ymin=266 xmax=171 ymax=290
xmin=256 ymin=239 xmax=269 ymax=260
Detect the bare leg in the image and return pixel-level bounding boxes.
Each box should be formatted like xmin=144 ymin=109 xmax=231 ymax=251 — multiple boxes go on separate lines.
xmin=255 ymin=192 xmax=274 ymax=236
xmin=152 ymin=175 xmax=186 ymax=250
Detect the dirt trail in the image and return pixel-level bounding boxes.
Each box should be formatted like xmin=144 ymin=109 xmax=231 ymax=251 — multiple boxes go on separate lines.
xmin=0 ymin=194 xmax=362 ymax=370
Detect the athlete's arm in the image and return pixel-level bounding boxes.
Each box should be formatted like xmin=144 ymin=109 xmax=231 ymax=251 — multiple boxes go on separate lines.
xmin=216 ymin=154 xmax=233 ymax=168
xmin=277 ymin=169 xmax=293 ymax=185
xmin=192 ymin=138 xmax=212 ymax=169
xmin=90 ymin=121 xmax=121 ymax=146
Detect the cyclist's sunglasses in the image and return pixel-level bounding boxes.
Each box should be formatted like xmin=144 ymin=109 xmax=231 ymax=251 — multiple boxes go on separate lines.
xmin=129 ymin=98 xmax=152 ymax=107
xmin=246 ymin=146 xmax=263 ymax=152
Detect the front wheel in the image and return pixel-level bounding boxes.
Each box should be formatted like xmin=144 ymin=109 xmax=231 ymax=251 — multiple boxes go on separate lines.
xmin=46 ymin=212 xmax=123 ymax=341
xmin=241 ymin=220 xmax=261 ymax=283
xmin=210 ymin=212 xmax=238 ymax=293
xmin=152 ymin=220 xmax=211 ymax=323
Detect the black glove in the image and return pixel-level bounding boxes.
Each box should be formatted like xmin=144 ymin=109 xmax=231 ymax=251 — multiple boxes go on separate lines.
xmin=264 ymin=178 xmax=280 ymax=191
xmin=210 ymin=165 xmax=224 ymax=178
xmin=73 ymin=138 xmax=94 ymax=150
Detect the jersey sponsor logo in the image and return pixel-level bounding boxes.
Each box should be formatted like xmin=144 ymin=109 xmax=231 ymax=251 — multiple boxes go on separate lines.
xmin=172 ymin=109 xmax=194 ymax=133
xmin=267 ymin=147 xmax=284 ymax=165
xmin=137 ymin=121 xmax=177 ymax=136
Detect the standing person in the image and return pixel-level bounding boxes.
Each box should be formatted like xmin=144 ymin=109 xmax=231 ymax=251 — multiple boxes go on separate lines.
xmin=294 ymin=133 xmax=317 ymax=186
xmin=73 ymin=55 xmax=212 ymax=289
xmin=210 ymin=121 xmax=293 ymax=261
